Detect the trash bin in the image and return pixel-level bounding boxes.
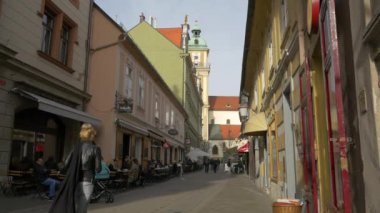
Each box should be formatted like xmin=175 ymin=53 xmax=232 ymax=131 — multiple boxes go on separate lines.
xmin=272 ymin=199 xmax=302 ymax=213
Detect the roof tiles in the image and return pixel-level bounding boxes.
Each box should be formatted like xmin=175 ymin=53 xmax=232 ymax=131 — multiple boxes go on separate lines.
xmin=209 ymin=96 xmax=239 ymax=111
xmin=157 ymin=28 xmax=182 ymax=48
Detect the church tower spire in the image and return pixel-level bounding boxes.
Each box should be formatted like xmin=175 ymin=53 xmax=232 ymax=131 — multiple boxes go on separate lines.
xmin=188 ymin=21 xmax=210 ymax=145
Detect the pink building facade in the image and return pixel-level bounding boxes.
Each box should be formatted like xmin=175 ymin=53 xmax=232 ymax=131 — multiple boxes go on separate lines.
xmin=88 ymin=5 xmax=187 ymax=170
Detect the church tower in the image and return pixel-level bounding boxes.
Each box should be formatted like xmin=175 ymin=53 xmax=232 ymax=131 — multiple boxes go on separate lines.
xmin=188 ymin=21 xmax=210 ymax=147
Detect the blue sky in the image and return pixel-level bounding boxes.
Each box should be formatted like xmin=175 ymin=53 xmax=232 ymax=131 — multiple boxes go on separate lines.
xmin=95 ymin=0 xmax=248 ymax=96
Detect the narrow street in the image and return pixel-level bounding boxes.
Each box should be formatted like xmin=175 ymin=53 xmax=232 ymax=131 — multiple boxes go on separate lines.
xmin=4 ymin=169 xmax=272 ymax=213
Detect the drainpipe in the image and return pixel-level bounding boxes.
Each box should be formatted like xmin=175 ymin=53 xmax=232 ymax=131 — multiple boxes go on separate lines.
xmin=83 ymin=0 xmax=94 ymax=111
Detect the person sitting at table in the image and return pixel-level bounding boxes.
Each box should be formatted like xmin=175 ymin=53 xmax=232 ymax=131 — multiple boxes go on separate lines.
xmin=122 ymin=155 xmax=131 ymax=170
xmin=128 ymin=158 xmax=139 ymax=184
xmin=34 ymin=157 xmax=61 ymax=200
xmin=45 ymin=156 xmax=58 ymax=171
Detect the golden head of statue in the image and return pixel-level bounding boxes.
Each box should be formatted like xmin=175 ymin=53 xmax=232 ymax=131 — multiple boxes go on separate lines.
xmin=79 ymin=123 xmax=97 ymax=142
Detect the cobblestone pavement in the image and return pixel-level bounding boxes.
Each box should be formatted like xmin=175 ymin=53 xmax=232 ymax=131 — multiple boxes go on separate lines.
xmin=1 ymin=169 xmax=273 ymax=213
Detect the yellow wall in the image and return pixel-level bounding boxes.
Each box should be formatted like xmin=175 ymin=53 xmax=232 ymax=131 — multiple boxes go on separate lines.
xmin=311 ymin=54 xmax=333 ymax=211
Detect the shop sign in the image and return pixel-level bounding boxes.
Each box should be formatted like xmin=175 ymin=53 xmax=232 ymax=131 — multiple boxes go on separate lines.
xmin=117 ymin=98 xmax=133 ymax=113
xmin=163 ymin=142 xmax=170 ymax=149
xmin=168 ymin=128 xmax=178 ymax=135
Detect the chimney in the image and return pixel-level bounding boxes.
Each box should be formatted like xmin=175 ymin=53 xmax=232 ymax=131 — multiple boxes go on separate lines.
xmin=139 ymin=13 xmax=145 ymax=23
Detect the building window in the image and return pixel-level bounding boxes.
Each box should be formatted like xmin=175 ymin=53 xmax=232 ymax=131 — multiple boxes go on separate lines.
xmin=69 ymin=0 xmax=80 ymax=8
xmin=170 ymin=110 xmax=174 ymax=127
xmin=154 ymin=93 xmax=159 ymax=119
xmin=138 ymin=76 xmax=145 ymax=107
xmin=226 ymin=119 xmax=230 ymax=124
xmin=211 ymin=119 xmax=215 ymax=124
xmin=280 ymin=0 xmax=288 ymax=36
xmin=39 ymin=1 xmax=78 ymax=72
xmin=165 ymin=105 xmax=170 ymax=126
xmin=41 ymin=10 xmax=54 ymax=55
xmin=271 ymin=131 xmax=277 ymax=179
xmin=59 ymin=24 xmax=70 ymax=64
xmin=268 ymin=33 xmax=273 ymax=68
xmin=124 ymin=65 xmax=133 ymax=98
xmin=254 ymin=83 xmax=258 ymax=108
xmin=261 ymin=67 xmax=266 ymax=96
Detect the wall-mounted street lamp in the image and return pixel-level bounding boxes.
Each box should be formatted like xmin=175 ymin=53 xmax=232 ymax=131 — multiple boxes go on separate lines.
xmin=239 ymin=103 xmax=249 ymax=123
xmin=239 ymin=93 xmax=249 ymax=122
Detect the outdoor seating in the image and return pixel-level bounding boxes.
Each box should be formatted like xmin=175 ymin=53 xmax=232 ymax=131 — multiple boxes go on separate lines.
xmin=1 ymin=174 xmax=34 ymax=196
xmin=109 ymin=170 xmax=129 ymax=191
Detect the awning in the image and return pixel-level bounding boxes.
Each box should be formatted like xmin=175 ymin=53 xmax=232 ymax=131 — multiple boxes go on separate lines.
xmin=115 ymin=119 xmax=148 ymax=136
xmin=148 ymin=129 xmax=163 ymax=141
xmin=12 ymin=88 xmax=101 ymax=125
xmin=238 ymin=142 xmax=250 ymax=153
xmin=243 ymin=112 xmax=267 ymax=136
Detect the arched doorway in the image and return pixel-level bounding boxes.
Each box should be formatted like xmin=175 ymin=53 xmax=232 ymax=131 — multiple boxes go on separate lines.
xmin=212 ymin=145 xmax=218 ymax=155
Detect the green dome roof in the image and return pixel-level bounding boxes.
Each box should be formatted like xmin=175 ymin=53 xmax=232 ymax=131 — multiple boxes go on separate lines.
xmin=189 ymin=22 xmax=207 ymax=48
xmin=189 ymin=37 xmax=207 ymax=47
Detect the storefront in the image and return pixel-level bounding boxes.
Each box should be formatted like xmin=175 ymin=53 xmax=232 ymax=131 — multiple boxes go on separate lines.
xmin=6 ymin=88 xmax=100 ymax=173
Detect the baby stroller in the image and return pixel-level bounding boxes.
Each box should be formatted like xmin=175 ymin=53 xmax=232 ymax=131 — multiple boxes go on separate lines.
xmin=91 ymin=161 xmax=114 ymax=203
xmin=91 ymin=179 xmax=114 ymax=203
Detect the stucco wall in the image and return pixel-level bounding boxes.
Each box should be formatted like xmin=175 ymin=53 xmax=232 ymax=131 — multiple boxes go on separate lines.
xmin=0 ymin=0 xmax=90 ymax=90
xmin=209 ymin=111 xmax=240 ymax=125
xmin=348 ymin=0 xmax=380 ymax=211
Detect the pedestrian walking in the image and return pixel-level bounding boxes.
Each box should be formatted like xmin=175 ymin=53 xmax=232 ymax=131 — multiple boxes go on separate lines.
xmin=48 ymin=123 xmax=101 ymax=213
xmin=204 ymin=158 xmax=210 ymax=173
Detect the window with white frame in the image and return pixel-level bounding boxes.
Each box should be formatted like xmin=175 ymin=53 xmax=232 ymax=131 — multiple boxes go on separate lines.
xmin=41 ymin=10 xmax=54 ymax=55
xmin=254 ymin=83 xmax=258 ymax=107
xmin=39 ymin=1 xmax=77 ymax=69
xmin=59 ymin=24 xmax=70 ymax=64
xmin=124 ymin=65 xmax=133 ymax=98
xmin=261 ymin=67 xmax=265 ymax=96
xmin=280 ymin=0 xmax=288 ymax=36
xmin=170 ymin=110 xmax=174 ymax=127
xmin=165 ymin=105 xmax=170 ymax=126
xmin=154 ymin=93 xmax=159 ymax=119
xmin=138 ymin=76 xmax=145 ymax=107
xmin=268 ymin=32 xmax=273 ymax=68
